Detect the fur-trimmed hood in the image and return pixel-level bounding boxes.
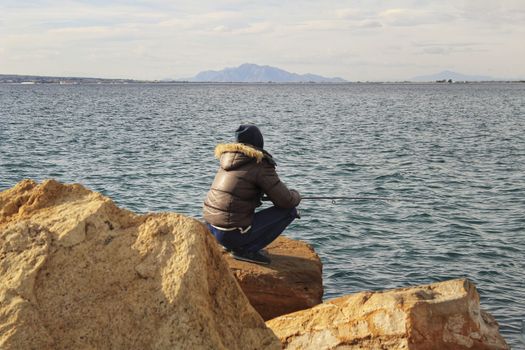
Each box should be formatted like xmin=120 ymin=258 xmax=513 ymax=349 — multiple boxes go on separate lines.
xmin=214 ymin=143 xmax=275 ymax=170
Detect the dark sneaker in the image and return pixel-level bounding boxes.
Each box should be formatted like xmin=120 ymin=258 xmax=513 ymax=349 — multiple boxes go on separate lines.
xmin=231 ymin=250 xmax=271 ymax=265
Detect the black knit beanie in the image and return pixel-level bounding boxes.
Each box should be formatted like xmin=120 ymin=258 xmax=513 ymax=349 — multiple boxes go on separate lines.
xmin=235 ymin=124 xmax=264 ymax=149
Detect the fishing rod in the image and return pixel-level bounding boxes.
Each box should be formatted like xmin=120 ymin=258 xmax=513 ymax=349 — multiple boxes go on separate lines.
xmin=301 ymin=196 xmax=397 ymax=201
xmin=262 ymin=195 xmax=404 ymax=203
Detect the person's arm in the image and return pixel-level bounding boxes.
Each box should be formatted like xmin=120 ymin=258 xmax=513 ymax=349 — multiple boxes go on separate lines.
xmin=256 ymin=163 xmax=301 ymax=208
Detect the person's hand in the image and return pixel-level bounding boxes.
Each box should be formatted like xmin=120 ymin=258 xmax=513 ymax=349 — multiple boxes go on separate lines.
xmin=290 ymin=189 xmax=301 ymax=204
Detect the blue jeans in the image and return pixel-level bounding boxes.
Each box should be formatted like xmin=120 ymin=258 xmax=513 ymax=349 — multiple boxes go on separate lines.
xmin=207 ymin=206 xmax=298 ymax=253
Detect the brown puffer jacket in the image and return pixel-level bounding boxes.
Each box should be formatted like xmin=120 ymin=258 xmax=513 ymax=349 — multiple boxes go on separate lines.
xmin=203 ymin=143 xmax=301 ymax=228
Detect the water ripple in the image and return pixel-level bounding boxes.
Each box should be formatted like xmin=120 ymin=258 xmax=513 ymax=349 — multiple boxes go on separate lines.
xmin=1 ymin=83 xmax=524 ymax=347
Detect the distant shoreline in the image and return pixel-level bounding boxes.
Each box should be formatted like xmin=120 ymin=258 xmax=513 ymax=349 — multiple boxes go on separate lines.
xmin=2 ymin=81 xmax=524 ymax=85
xmin=1 ymin=74 xmax=524 ymax=85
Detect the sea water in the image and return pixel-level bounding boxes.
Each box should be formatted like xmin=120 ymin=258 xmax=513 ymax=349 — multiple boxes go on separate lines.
xmin=1 ymin=83 xmax=524 ymax=347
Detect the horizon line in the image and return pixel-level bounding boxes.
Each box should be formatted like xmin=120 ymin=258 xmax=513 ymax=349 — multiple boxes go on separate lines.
xmin=1 ymin=72 xmax=524 ymax=84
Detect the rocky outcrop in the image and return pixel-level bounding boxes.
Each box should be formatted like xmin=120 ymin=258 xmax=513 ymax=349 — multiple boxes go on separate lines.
xmin=0 ymin=179 xmax=280 ymax=350
xmin=222 ymin=236 xmax=323 ymax=320
xmin=267 ymin=278 xmax=509 ymax=350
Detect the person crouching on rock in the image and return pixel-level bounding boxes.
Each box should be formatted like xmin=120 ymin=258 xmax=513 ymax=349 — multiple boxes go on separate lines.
xmin=203 ymin=124 xmax=301 ymax=265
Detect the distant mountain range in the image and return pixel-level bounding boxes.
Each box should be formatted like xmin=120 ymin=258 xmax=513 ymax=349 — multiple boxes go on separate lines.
xmin=188 ymin=63 xmax=346 ymax=83
xmin=410 ymin=70 xmax=495 ymax=82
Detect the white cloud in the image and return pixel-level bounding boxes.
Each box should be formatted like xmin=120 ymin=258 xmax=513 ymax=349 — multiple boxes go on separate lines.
xmin=336 ymin=8 xmax=362 ymax=20
xmin=235 ymin=22 xmax=273 ymax=35
xmin=455 ymin=0 xmax=525 ymax=29
xmin=157 ymin=10 xmax=247 ymax=33
xmin=198 ymin=10 xmax=242 ymax=21
xmin=379 ymin=8 xmax=455 ymax=26
xmin=48 ymin=26 xmax=115 ymax=35
xmin=355 ymin=20 xmax=382 ymax=29
xmin=0 ymin=0 xmax=524 ymax=80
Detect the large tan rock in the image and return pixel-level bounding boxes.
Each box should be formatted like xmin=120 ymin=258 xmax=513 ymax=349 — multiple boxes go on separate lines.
xmin=222 ymin=236 xmax=323 ymax=321
xmin=267 ymin=278 xmax=509 ymax=350
xmin=0 ymin=179 xmax=280 ymax=350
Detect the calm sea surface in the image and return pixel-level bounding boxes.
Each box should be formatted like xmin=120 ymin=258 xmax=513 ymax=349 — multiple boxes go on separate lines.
xmin=1 ymin=83 xmax=524 ymax=347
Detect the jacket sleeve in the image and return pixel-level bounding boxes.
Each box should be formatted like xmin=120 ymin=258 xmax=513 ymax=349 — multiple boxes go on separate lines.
xmin=256 ymin=162 xmax=301 ymax=208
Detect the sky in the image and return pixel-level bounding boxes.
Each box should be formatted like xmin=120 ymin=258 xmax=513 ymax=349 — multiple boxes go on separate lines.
xmin=1 ymin=0 xmax=524 ymax=81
